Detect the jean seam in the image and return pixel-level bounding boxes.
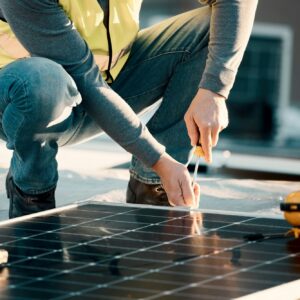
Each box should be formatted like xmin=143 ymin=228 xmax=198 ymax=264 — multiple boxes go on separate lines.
xmin=59 ymin=110 xmax=87 ymax=147
xmin=1 ymin=73 xmax=28 ymax=106
xmin=24 ymin=184 xmax=56 ymax=195
xmin=149 ymin=60 xmax=187 ymax=129
xmin=123 ymin=82 xmax=168 ymax=100
xmin=121 ymin=49 xmax=191 ymax=74
xmin=129 ymin=169 xmax=161 ymax=184
xmin=7 ymin=75 xmax=30 ymax=163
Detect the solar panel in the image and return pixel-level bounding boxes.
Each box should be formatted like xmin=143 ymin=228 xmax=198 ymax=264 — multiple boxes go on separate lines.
xmin=0 ymin=202 xmax=299 ymax=300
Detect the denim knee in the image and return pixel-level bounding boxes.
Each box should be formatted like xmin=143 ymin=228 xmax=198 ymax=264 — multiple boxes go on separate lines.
xmin=5 ymin=57 xmax=81 ymax=125
xmin=184 ymin=7 xmax=211 ymax=55
xmin=0 ymin=57 xmax=82 ymax=149
xmin=3 ymin=57 xmax=81 ymax=127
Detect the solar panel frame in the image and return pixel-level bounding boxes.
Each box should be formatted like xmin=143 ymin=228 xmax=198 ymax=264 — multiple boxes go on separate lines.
xmin=0 ymin=201 xmax=299 ymax=300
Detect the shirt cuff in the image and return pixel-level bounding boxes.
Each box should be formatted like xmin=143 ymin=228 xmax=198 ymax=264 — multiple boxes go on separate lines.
xmin=199 ymin=61 xmax=237 ymax=99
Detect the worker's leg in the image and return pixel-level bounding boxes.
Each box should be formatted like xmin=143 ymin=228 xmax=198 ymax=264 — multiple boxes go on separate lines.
xmin=111 ymin=7 xmax=211 ymax=184
xmin=0 ymin=57 xmax=82 ymax=195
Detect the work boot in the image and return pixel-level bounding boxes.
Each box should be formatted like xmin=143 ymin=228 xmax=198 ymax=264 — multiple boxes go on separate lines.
xmin=126 ymin=176 xmax=170 ymax=206
xmin=6 ymin=171 xmax=56 ymax=219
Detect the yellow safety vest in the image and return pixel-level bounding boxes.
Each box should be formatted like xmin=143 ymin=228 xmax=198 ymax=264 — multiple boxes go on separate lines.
xmin=0 ymin=0 xmax=142 ymax=80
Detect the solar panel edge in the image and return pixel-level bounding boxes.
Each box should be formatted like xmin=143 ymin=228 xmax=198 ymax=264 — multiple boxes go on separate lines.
xmin=0 ymin=202 xmax=296 ymax=300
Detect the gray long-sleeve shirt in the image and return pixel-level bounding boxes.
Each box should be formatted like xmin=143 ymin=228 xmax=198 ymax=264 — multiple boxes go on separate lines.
xmin=0 ymin=0 xmax=258 ymax=166
xmin=199 ymin=0 xmax=258 ymax=98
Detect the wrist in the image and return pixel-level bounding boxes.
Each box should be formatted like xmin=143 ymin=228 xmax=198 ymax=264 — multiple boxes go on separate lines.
xmin=152 ymin=153 xmax=168 ymax=176
xmin=152 ymin=153 xmax=177 ymax=177
xmin=198 ymin=88 xmax=226 ymax=101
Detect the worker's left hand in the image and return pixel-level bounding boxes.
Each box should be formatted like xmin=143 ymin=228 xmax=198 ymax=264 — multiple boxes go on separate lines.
xmin=152 ymin=153 xmax=200 ymax=208
xmin=184 ymin=88 xmax=229 ymax=163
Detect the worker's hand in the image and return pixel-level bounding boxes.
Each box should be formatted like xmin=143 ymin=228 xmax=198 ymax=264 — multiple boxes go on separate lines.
xmin=184 ymin=88 xmax=229 ymax=163
xmin=152 ymin=153 xmax=200 ymax=208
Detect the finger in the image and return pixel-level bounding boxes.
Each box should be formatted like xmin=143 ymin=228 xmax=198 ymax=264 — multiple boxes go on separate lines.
xmin=185 ymin=116 xmax=200 ymax=146
xmin=168 ymin=198 xmax=176 ymax=207
xmin=167 ymin=189 xmax=186 ymax=207
xmin=181 ymin=177 xmax=195 ymax=207
xmin=211 ymin=126 xmax=220 ymax=147
xmin=169 ymin=195 xmax=186 ymax=207
xmin=200 ymin=126 xmax=212 ymax=163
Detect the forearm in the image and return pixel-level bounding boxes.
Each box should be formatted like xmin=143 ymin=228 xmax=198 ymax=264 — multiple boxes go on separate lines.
xmin=0 ymin=0 xmax=165 ymax=166
xmin=199 ymin=0 xmax=258 ymax=98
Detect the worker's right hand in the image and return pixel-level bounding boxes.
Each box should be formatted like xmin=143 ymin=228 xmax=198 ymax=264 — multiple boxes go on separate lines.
xmin=184 ymin=88 xmax=229 ymax=163
xmin=152 ymin=153 xmax=200 ymax=208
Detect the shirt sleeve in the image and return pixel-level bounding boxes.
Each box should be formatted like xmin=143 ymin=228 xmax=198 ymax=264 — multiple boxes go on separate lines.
xmin=0 ymin=0 xmax=165 ymax=167
xmin=199 ymin=0 xmax=258 ymax=99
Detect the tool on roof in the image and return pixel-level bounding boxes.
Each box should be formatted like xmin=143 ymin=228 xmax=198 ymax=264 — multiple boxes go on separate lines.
xmin=280 ymin=191 xmax=300 ymax=238
xmin=192 ymin=144 xmax=205 ymax=186
xmin=185 ymin=144 xmax=205 ymax=210
xmin=244 ymin=191 xmax=300 ymax=242
xmin=186 ymin=143 xmax=205 ymax=186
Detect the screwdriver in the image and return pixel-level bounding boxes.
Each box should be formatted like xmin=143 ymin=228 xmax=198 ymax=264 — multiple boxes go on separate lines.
xmin=186 ymin=144 xmax=205 ymax=186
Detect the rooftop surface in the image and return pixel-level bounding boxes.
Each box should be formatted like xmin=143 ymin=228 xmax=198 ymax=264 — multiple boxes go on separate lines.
xmin=0 ymin=136 xmax=299 ymax=222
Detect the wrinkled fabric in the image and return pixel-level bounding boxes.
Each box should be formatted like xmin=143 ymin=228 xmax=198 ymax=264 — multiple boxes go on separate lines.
xmin=198 ymin=0 xmax=258 ymax=98
xmin=0 ymin=0 xmax=165 ymax=169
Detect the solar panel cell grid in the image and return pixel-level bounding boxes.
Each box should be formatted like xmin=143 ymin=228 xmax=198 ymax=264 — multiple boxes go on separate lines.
xmin=0 ymin=203 xmax=299 ymax=300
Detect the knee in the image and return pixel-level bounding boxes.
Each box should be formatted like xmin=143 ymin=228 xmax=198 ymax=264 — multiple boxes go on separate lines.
xmin=193 ymin=6 xmax=211 ymax=31
xmin=6 ymin=57 xmax=81 ymax=122
xmin=187 ymin=7 xmax=211 ymax=47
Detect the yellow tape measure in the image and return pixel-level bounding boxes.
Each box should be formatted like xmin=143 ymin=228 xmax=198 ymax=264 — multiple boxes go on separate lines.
xmin=280 ymin=191 xmax=300 ymax=228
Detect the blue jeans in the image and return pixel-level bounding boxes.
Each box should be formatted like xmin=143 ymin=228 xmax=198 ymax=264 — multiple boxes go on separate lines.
xmin=0 ymin=7 xmax=210 ymax=194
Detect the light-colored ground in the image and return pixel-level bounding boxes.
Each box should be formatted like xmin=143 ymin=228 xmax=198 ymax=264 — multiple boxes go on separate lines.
xmin=0 ymin=136 xmax=299 ymax=221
